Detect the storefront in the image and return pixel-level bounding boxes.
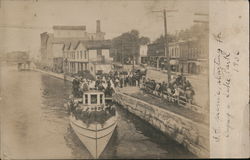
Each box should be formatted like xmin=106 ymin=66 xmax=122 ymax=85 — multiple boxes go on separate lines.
xmin=187 ymin=61 xmax=202 ymax=74
xmin=169 ymin=59 xmax=179 ymax=72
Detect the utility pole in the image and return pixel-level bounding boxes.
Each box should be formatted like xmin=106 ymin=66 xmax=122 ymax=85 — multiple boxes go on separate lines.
xmin=152 ymin=9 xmax=178 ymax=83
xmin=63 ymin=52 xmax=68 ymax=80
xmin=121 ymin=40 xmax=123 ymax=67
xmin=193 ymin=12 xmax=209 ymax=74
xmin=163 ymin=9 xmax=171 ymax=83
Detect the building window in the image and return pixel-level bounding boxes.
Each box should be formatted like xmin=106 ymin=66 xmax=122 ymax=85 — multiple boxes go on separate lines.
xmin=85 ymin=94 xmax=88 ymax=104
xmin=195 ymin=48 xmax=198 ymax=58
xmin=80 ymin=51 xmax=83 ymax=59
xmin=84 ymin=51 xmax=87 ymax=59
xmin=90 ymin=95 xmax=97 ymax=104
xmin=100 ymin=94 xmax=103 ymax=104
xmin=190 ymin=49 xmax=192 ymax=58
xmin=77 ymin=52 xmax=79 ymax=59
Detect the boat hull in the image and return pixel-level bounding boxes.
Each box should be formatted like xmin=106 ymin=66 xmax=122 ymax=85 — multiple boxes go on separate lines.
xmin=70 ymin=114 xmax=118 ymax=158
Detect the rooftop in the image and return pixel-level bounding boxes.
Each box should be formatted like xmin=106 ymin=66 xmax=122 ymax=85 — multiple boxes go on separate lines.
xmin=53 ymin=25 xmax=86 ymax=30
xmin=83 ymin=40 xmax=111 ymax=49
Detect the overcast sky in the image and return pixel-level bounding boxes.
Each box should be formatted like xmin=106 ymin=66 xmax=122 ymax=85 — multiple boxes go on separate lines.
xmin=0 ymin=0 xmax=208 ymax=56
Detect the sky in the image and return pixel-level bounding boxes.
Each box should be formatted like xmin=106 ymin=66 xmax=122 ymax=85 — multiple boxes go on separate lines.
xmin=0 ymin=0 xmax=208 ymax=57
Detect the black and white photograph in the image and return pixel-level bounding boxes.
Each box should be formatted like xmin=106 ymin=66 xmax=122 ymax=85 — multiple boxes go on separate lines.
xmin=0 ymin=0 xmax=248 ymax=159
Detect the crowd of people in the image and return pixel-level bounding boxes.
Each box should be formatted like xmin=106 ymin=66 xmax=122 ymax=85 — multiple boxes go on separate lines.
xmin=72 ymin=69 xmax=196 ymax=105
xmin=72 ymin=70 xmax=145 ymax=98
xmin=142 ymin=75 xmax=195 ymax=104
xmin=70 ymin=75 xmax=117 ymax=126
xmin=72 ymin=76 xmax=115 ymax=98
xmin=69 ymin=68 xmax=196 ymax=126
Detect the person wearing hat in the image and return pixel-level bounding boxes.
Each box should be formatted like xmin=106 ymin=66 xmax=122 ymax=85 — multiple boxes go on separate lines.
xmin=185 ymin=86 xmax=195 ymax=104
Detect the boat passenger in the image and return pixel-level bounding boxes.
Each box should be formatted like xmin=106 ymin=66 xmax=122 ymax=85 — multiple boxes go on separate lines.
xmin=74 ymin=105 xmax=82 ymax=120
xmin=104 ymin=84 xmax=115 ymax=97
xmin=110 ymin=105 xmax=116 ymax=116
xmin=97 ymin=83 xmax=105 ymax=91
xmin=102 ymin=81 xmax=108 ymax=89
xmin=82 ymin=82 xmax=89 ymax=92
xmin=80 ymin=107 xmax=89 ymax=123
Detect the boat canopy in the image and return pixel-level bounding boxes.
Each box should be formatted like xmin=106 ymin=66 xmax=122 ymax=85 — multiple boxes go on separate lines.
xmin=83 ymin=90 xmax=105 ymax=106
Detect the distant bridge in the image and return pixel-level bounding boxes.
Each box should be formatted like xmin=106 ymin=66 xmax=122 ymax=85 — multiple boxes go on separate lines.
xmin=4 ymin=51 xmax=35 ymax=70
xmin=17 ymin=60 xmax=33 ymax=70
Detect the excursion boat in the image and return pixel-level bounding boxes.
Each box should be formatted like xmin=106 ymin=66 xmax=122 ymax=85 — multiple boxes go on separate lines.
xmin=68 ymin=90 xmax=118 ymax=159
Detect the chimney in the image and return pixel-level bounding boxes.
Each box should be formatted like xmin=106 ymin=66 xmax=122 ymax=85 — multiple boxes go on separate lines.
xmin=96 ymin=20 xmax=101 ymax=33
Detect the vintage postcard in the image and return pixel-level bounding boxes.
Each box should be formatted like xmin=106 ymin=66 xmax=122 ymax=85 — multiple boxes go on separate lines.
xmin=0 ymin=0 xmax=248 ymax=159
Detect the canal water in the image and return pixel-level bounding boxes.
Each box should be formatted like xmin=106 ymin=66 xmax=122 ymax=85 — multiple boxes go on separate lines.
xmin=1 ymin=64 xmax=195 ymax=159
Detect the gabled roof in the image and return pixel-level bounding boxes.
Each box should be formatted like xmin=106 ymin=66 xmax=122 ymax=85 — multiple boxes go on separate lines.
xmin=68 ymin=42 xmax=71 ymax=50
xmin=62 ymin=41 xmax=71 ymax=51
xmin=63 ymin=40 xmax=111 ymax=51
xmin=72 ymin=40 xmax=80 ymax=50
xmin=62 ymin=43 xmax=67 ymax=50
xmin=62 ymin=44 xmax=65 ymax=51
xmin=74 ymin=41 xmax=81 ymax=50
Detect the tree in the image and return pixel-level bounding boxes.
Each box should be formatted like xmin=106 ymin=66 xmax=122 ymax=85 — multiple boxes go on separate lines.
xmin=139 ymin=36 xmax=150 ymax=45
xmin=153 ymin=34 xmax=176 ymax=44
xmin=176 ymin=23 xmax=208 ymax=41
xmin=111 ymin=30 xmax=150 ymax=64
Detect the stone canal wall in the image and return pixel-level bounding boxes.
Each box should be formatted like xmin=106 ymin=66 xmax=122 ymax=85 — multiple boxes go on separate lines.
xmin=113 ymin=92 xmax=209 ymax=158
xmin=34 ymin=69 xmax=74 ymax=82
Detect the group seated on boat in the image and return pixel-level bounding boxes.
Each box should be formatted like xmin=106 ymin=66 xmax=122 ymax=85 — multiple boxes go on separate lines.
xmin=68 ymin=79 xmax=116 ymax=127
xmin=72 ymin=76 xmax=115 ymax=98
xmin=68 ymin=101 xmax=116 ymax=127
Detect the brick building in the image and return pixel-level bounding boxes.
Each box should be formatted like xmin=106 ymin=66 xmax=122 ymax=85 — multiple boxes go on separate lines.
xmin=146 ymin=39 xmax=208 ymax=75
